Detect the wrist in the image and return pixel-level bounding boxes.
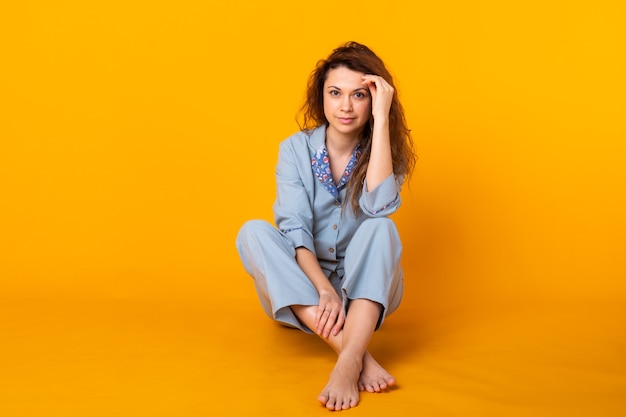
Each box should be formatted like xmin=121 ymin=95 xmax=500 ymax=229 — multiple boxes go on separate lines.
xmin=318 ymin=287 xmax=336 ymax=297
xmin=371 ymin=115 xmax=389 ymax=127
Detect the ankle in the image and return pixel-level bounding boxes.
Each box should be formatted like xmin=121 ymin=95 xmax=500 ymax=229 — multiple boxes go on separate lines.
xmin=337 ymin=351 xmax=364 ymax=370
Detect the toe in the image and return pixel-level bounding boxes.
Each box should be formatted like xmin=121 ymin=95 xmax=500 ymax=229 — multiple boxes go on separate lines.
xmin=350 ymin=397 xmax=359 ymax=408
xmin=326 ymin=395 xmax=337 ymax=410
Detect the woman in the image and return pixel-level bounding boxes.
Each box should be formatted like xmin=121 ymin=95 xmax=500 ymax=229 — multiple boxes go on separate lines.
xmin=236 ymin=41 xmax=416 ymax=411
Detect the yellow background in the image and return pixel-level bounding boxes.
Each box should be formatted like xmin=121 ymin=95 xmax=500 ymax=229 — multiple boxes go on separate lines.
xmin=1 ymin=1 xmax=625 ymax=416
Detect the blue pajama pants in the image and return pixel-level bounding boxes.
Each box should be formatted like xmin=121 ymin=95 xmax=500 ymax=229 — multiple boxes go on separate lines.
xmin=236 ymin=217 xmax=404 ymax=333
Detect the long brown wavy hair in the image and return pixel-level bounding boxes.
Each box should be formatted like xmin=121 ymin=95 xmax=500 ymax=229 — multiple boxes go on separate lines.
xmin=298 ymin=41 xmax=417 ymax=215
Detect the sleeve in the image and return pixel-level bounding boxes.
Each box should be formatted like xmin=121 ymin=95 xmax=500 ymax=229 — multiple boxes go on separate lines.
xmin=272 ymin=140 xmax=317 ymax=255
xmin=359 ymin=173 xmax=402 ymax=217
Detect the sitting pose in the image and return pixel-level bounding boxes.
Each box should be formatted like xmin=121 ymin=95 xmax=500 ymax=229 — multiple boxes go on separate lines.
xmin=236 ymin=41 xmax=416 ymax=411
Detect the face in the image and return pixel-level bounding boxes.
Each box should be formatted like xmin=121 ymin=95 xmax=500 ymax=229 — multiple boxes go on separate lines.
xmin=323 ymin=66 xmax=372 ymax=142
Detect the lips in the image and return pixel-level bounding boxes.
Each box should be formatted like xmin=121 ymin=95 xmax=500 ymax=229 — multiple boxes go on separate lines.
xmin=337 ymin=117 xmax=354 ymax=124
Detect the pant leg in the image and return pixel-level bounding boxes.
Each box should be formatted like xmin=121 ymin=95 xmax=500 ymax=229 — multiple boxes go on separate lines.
xmin=342 ymin=217 xmax=404 ymax=329
xmin=236 ymin=220 xmax=319 ymax=333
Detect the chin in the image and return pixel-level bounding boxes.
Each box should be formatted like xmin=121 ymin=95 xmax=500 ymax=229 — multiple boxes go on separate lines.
xmin=332 ymin=124 xmax=365 ymax=137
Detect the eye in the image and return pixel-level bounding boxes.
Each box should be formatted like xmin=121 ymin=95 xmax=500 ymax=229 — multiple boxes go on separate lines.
xmin=329 ymin=89 xmax=340 ymax=96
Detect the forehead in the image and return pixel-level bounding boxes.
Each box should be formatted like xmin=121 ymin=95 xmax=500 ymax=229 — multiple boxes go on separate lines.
xmin=324 ymin=66 xmax=366 ymax=88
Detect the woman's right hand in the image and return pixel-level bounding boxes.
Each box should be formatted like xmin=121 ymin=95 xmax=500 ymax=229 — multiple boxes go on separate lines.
xmin=315 ymin=289 xmax=345 ymax=338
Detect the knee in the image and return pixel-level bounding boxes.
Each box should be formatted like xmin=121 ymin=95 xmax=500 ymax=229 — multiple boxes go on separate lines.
xmin=236 ymin=219 xmax=275 ymax=248
xmin=354 ymin=218 xmax=402 ymax=249
xmin=359 ymin=217 xmax=399 ymax=237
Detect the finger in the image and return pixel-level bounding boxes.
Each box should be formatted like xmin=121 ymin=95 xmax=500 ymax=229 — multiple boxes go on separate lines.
xmin=315 ymin=305 xmax=323 ymax=328
xmin=322 ymin=313 xmax=336 ymax=338
xmin=315 ymin=304 xmax=329 ymax=329
xmin=363 ymin=75 xmax=393 ymax=95
xmin=364 ymin=80 xmax=378 ymax=104
xmin=362 ymin=76 xmax=378 ymax=92
xmin=316 ymin=308 xmax=332 ymax=334
xmin=332 ymin=311 xmax=345 ymax=336
xmin=362 ymin=74 xmax=384 ymax=86
xmin=361 ymin=74 xmax=376 ymax=87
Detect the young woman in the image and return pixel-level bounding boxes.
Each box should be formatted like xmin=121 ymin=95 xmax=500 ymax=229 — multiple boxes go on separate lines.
xmin=236 ymin=41 xmax=416 ymax=411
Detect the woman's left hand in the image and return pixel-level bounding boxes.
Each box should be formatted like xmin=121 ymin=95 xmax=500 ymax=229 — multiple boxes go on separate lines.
xmin=362 ymin=74 xmax=394 ymax=121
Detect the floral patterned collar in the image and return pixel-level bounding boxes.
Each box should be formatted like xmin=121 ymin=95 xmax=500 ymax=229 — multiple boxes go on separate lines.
xmin=311 ymin=144 xmax=363 ymax=200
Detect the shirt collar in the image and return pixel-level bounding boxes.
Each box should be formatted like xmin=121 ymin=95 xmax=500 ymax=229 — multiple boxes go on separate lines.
xmin=310 ymin=131 xmax=363 ymax=200
xmin=309 ymin=124 xmax=327 ymax=152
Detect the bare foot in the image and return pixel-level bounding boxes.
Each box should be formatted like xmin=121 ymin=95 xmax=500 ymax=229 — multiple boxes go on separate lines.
xmin=318 ymin=355 xmax=361 ymax=411
xmin=357 ymin=351 xmax=396 ymax=393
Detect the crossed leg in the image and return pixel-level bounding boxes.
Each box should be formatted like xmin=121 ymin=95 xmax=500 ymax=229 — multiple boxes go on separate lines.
xmin=291 ymin=299 xmax=396 ymax=411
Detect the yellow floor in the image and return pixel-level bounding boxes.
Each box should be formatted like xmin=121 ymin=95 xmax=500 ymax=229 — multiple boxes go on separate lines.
xmin=2 ymin=289 xmax=624 ymax=417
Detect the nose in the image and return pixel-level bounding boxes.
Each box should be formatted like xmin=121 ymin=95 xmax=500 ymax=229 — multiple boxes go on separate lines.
xmin=340 ymin=95 xmax=352 ymax=111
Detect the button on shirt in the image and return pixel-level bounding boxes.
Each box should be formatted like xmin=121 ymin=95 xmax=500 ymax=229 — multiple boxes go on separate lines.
xmin=273 ymin=125 xmax=402 ymax=275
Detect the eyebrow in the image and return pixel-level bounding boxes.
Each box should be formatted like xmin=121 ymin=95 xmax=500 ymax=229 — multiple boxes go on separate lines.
xmin=327 ymin=85 xmax=369 ymax=93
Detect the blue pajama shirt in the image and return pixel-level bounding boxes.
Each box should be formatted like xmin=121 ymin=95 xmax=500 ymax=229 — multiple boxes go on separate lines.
xmin=236 ymin=125 xmax=405 ymax=333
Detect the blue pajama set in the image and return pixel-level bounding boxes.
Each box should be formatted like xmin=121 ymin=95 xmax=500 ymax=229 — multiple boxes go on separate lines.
xmin=236 ymin=125 xmax=404 ymax=333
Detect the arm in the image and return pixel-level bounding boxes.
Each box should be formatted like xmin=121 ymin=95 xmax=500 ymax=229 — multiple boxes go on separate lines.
xmin=273 ymin=140 xmax=316 ymax=253
xmin=358 ymin=75 xmax=402 ymax=217
xmin=362 ymin=74 xmax=394 ymax=192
